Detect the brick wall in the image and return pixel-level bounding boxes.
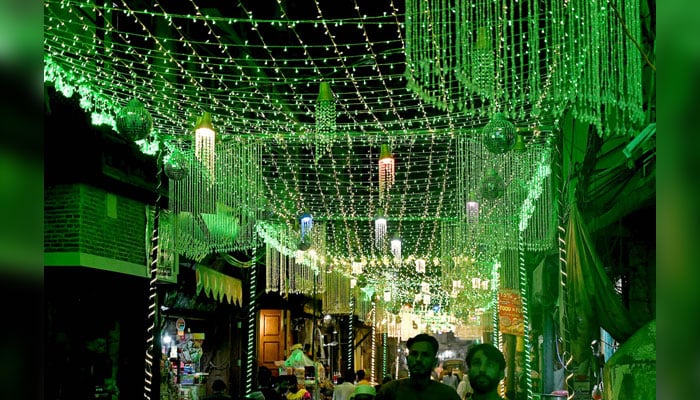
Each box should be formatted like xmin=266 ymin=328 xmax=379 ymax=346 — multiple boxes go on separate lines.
xmin=45 ymin=184 xmax=148 ymax=265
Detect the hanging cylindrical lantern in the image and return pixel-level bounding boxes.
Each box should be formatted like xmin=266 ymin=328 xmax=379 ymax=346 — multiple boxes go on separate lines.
xmin=299 ymin=212 xmax=313 ymax=250
xmin=415 ymin=258 xmax=426 ymax=273
xmin=421 ymin=282 xmax=430 ymax=293
xmin=316 ymin=81 xmax=336 ymax=134
xmin=390 ymin=234 xmax=401 ymax=262
xmin=466 ymin=191 xmax=480 ymax=224
xmin=194 ymin=111 xmax=216 ymax=181
xmin=379 ymin=144 xmax=395 ymax=202
xmin=351 ymin=261 xmax=363 ymax=275
xmin=375 ymin=215 xmax=387 ymax=249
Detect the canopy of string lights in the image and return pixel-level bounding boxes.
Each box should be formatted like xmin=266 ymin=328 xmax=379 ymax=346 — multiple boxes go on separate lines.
xmin=44 ymin=0 xmax=644 ymax=325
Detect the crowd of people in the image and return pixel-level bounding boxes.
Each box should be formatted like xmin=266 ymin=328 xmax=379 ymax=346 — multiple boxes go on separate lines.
xmin=211 ymin=333 xmax=508 ymax=400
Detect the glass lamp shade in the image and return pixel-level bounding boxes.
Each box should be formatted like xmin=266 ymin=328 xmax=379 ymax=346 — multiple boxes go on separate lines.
xmin=483 ymin=113 xmax=516 ymax=154
xmin=116 ymin=98 xmax=153 ymax=141
xmin=480 ymin=168 xmax=505 ymax=200
xmin=164 ymin=150 xmax=188 ymax=181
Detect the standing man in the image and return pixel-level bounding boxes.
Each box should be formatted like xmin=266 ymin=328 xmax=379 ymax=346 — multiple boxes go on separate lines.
xmin=442 ymin=368 xmax=459 ymax=391
xmin=465 ymin=343 xmax=506 ymax=400
xmin=333 ymin=369 xmax=357 ymax=400
xmin=376 ymin=333 xmax=461 ymax=400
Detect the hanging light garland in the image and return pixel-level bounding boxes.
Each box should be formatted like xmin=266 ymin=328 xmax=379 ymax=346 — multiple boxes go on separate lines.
xmin=42 ymin=0 xmax=584 ymax=322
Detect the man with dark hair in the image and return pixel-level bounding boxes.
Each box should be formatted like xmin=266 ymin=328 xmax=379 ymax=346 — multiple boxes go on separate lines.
xmin=376 ymin=333 xmax=461 ymax=400
xmin=257 ymin=365 xmax=285 ymax=400
xmin=465 ymin=343 xmax=506 ymax=400
xmin=356 ymin=369 xmax=370 ymax=385
xmin=280 ymin=375 xmax=312 ymax=400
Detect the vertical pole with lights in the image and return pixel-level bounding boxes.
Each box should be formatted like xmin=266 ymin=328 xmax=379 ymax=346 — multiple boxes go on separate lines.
xmin=245 ymin=249 xmax=258 ymax=396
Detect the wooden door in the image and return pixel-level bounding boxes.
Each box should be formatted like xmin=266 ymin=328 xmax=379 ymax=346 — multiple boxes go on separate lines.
xmin=259 ymin=309 xmax=285 ymax=375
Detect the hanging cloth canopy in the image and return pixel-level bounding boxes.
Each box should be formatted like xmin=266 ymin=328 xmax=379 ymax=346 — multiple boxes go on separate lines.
xmin=195 ymin=264 xmax=243 ymax=306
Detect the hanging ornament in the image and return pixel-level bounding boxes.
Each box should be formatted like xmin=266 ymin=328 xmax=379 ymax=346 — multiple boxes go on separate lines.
xmin=378 ymin=144 xmax=395 ymax=203
xmin=315 ymin=81 xmax=336 ymax=134
xmin=480 ymin=168 xmax=505 ymax=200
xmin=351 ymin=261 xmax=364 ymax=275
xmin=383 ymin=289 xmax=392 ymax=302
xmin=116 ymin=98 xmax=152 ymax=141
xmin=194 ymin=112 xmax=216 ymax=181
xmin=390 ymin=234 xmax=402 ymax=263
xmin=512 ymin=132 xmax=527 ymax=152
xmin=415 ymin=259 xmax=426 ymax=273
xmin=374 ymin=215 xmax=387 ymax=250
xmin=298 ymin=212 xmax=313 ymax=250
xmin=164 ymin=149 xmax=188 ymax=181
xmin=466 ymin=191 xmax=479 ymax=224
xmin=483 ymin=113 xmax=516 ymax=154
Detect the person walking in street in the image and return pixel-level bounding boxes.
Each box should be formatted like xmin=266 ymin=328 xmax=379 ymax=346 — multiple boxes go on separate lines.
xmin=376 ymin=333 xmax=461 ymax=400
xmin=333 ymin=369 xmax=357 ymax=400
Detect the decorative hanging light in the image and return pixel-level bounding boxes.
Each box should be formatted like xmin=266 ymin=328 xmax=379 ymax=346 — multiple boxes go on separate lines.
xmin=383 ymin=289 xmax=392 ymax=302
xmin=480 ymin=168 xmax=505 ymax=200
xmin=451 ymin=280 xmax=463 ymax=298
xmin=512 ymin=132 xmax=527 ymax=152
xmin=375 ymin=215 xmax=387 ymax=249
xmin=116 ymin=98 xmax=152 ymax=141
xmin=316 ymin=81 xmax=336 ymax=134
xmin=351 ymin=261 xmax=364 ymax=275
xmin=472 ymin=277 xmax=482 ymax=289
xmin=415 ymin=258 xmax=426 ymax=274
xmin=315 ymin=81 xmax=336 ymax=159
xmin=483 ymin=113 xmax=516 ymax=154
xmin=378 ymin=144 xmax=395 ymax=203
xmin=299 ymin=212 xmax=313 ymax=250
xmin=164 ymin=148 xmax=188 ymax=181
xmin=481 ymin=280 xmax=490 ymax=290
xmin=195 ymin=111 xmax=216 ymax=180
xmin=390 ymin=234 xmax=401 ymax=262
xmin=466 ymin=191 xmax=479 ymax=224
xmin=421 ymin=282 xmax=430 ymax=293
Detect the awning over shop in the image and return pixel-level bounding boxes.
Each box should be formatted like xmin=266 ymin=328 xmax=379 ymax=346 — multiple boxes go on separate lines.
xmin=195 ymin=264 xmax=242 ymax=306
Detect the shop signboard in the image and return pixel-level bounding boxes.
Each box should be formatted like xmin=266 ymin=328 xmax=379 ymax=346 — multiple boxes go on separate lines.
xmin=498 ymin=289 xmax=524 ymax=336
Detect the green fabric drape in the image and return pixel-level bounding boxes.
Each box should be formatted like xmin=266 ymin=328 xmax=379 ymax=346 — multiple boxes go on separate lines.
xmin=564 ymin=204 xmax=641 ymax=361
xmin=195 ymin=264 xmax=243 ymax=305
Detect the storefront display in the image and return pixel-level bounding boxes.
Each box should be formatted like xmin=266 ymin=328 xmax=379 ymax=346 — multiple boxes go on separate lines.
xmin=161 ymin=327 xmax=208 ymax=400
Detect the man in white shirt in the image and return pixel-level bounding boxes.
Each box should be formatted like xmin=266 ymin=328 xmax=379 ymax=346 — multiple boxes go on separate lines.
xmin=442 ymin=369 xmax=459 ymax=391
xmin=333 ymin=369 xmax=357 ymax=400
xmin=456 ymin=374 xmax=474 ymax=399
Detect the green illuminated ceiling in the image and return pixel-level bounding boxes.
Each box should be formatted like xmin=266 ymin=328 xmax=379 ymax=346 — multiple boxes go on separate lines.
xmin=44 ymin=0 xmax=646 ymax=315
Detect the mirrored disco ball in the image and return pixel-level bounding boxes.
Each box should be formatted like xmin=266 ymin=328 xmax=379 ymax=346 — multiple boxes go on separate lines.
xmin=164 ymin=150 xmax=188 ymax=181
xmin=483 ymin=113 xmax=516 ymax=154
xmin=116 ymin=99 xmax=153 ymax=141
xmin=480 ymin=168 xmax=505 ymax=200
